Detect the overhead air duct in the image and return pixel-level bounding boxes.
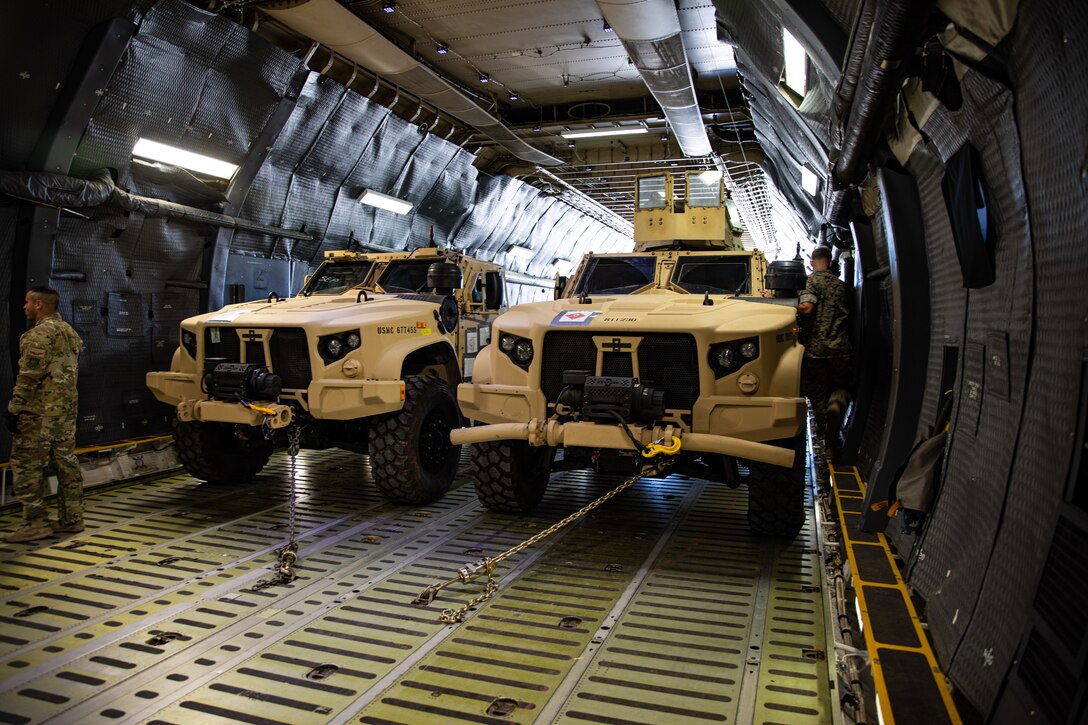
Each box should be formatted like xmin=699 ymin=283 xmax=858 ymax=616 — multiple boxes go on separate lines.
xmin=258 ymin=0 xmax=561 ymax=167
xmin=596 ymin=0 xmax=712 ymax=157
xmin=827 ymin=0 xmax=938 ymax=224
xmin=0 ymin=168 xmax=313 ymax=241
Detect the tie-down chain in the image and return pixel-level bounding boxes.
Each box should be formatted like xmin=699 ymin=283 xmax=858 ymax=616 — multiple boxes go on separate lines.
xmin=412 ymin=436 xmax=681 ymax=623
xmin=252 ymin=424 xmax=302 ymax=591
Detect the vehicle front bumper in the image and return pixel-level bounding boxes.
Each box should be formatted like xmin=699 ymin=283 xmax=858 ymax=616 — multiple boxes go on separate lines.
xmin=146 ymin=371 xmax=407 ymax=421
xmin=454 ymin=383 xmax=806 ymax=468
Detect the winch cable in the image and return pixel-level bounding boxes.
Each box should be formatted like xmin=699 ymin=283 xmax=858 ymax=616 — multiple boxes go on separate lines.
xmin=252 ymin=424 xmax=301 ymax=590
xmin=412 ymin=438 xmax=681 ymax=623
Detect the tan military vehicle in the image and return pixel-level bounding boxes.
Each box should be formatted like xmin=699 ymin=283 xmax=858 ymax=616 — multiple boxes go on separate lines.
xmin=147 ymin=246 xmax=504 ymax=504
xmin=452 ymin=172 xmax=809 ymax=536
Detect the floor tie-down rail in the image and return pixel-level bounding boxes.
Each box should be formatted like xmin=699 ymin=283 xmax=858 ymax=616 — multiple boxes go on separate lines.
xmin=0 ymin=448 xmax=837 ymax=724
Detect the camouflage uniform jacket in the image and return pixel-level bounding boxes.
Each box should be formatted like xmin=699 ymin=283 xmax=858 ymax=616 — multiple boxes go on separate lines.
xmin=798 ymin=270 xmax=851 ymax=358
xmin=8 ymin=313 xmax=83 ymax=425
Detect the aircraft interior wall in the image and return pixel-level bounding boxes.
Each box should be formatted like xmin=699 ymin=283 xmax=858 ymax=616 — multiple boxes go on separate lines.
xmin=844 ymin=0 xmax=1086 ymax=714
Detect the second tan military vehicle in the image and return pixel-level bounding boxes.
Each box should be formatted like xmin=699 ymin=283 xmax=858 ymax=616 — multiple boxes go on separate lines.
xmin=147 ymin=246 xmax=504 ymax=504
xmin=452 ymin=172 xmax=809 ymax=536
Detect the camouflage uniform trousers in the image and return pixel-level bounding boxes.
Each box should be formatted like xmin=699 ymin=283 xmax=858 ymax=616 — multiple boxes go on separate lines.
xmin=10 ymin=413 xmax=84 ymax=525
xmin=802 ymin=354 xmax=852 ymax=439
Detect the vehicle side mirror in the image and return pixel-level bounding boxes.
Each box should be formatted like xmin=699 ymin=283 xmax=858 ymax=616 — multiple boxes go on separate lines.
xmin=484 ymin=270 xmax=504 ymax=309
xmin=554 ymin=275 xmax=568 ymax=300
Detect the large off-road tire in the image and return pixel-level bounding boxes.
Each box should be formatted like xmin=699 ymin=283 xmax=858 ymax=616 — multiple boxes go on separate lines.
xmin=172 ymin=418 xmax=273 ymax=484
xmin=369 ymin=375 xmax=462 ymax=505
xmin=471 ymin=440 xmax=553 ymax=513
xmin=746 ymin=435 xmax=807 ymax=538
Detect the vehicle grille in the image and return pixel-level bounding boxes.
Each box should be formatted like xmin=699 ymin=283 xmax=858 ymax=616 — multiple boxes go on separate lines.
xmin=540 ymin=331 xmax=699 ymax=410
xmin=269 ymin=328 xmax=312 ymax=390
xmin=245 ymin=341 xmax=266 ymax=365
xmin=204 ymin=328 xmax=240 ymax=371
xmin=203 ymin=327 xmax=312 ymax=390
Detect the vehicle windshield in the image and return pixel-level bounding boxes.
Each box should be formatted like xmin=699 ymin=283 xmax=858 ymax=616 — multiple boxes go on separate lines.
xmin=376 ymin=259 xmax=436 ymax=293
xmin=671 ymin=255 xmax=751 ymax=295
xmin=302 ymin=261 xmax=375 ymax=295
xmin=575 ymin=256 xmax=657 ymax=295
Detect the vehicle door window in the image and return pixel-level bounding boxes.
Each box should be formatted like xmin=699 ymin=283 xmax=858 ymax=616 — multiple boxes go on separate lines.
xmin=377 ymin=260 xmax=434 ymax=293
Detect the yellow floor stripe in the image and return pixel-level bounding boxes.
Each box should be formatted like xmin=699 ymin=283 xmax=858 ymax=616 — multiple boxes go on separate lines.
xmin=830 ymin=464 xmax=962 ymax=725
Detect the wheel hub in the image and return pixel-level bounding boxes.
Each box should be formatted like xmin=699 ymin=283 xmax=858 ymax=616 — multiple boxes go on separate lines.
xmin=419 ymin=410 xmax=451 ymax=471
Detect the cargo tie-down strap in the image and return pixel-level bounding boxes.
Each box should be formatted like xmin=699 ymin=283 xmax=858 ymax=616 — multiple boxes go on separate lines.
xmin=413 ymin=437 xmax=681 ymax=623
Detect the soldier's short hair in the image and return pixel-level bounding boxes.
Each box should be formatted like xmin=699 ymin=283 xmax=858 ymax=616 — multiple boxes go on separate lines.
xmin=811 ymin=246 xmax=833 ymax=263
xmin=27 ymin=286 xmax=60 ymax=311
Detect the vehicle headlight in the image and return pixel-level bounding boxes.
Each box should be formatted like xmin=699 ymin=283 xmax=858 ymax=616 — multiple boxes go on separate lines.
xmin=318 ymin=329 xmax=361 ymax=364
xmin=513 ymin=340 xmax=534 ymax=364
xmin=709 ymin=336 xmax=760 ymax=378
xmin=498 ymin=332 xmax=533 ymax=369
xmin=715 ymin=345 xmax=737 ymax=371
xmin=181 ymin=328 xmax=197 ymax=359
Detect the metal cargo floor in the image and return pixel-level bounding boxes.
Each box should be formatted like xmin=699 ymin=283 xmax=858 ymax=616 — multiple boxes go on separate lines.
xmin=0 ymin=449 xmax=836 ymax=724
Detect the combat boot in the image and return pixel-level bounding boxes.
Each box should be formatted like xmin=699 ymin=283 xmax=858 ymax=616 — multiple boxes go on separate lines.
xmin=51 ymin=519 xmax=85 ymax=534
xmin=3 ymin=519 xmax=54 ymax=543
xmin=824 ymin=395 xmax=845 ymax=461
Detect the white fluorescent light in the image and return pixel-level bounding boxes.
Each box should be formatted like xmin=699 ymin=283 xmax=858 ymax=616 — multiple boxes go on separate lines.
xmin=800 ymin=166 xmax=819 ymax=196
xmin=560 ymin=127 xmax=649 ymax=140
xmin=358 ymin=189 xmax=414 ymax=215
xmin=551 ymin=258 xmax=576 ymax=275
xmin=132 ymin=137 xmax=238 ymax=180
xmin=783 ymin=28 xmax=807 ymax=96
xmin=506 ymin=245 xmax=536 ymax=261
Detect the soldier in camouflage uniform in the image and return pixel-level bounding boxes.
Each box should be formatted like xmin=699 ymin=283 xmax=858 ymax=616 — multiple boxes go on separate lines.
xmin=3 ymin=287 xmax=84 ymax=543
xmin=797 ymin=247 xmax=852 ymax=456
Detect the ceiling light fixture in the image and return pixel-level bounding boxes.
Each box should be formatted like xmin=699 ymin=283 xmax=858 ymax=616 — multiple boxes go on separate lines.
xmin=506 ymin=245 xmax=535 ymax=261
xmin=560 ymin=127 xmax=648 ymax=140
xmin=358 ymin=189 xmax=413 ymax=215
xmin=479 ymin=74 xmax=490 ymax=83
xmin=782 ymin=28 xmax=808 ymax=96
xmin=532 ymin=124 xmax=541 ymax=132
xmin=551 ymin=258 xmax=576 ymax=275
xmin=436 ymin=43 xmax=448 ymax=54
xmin=603 ymin=21 xmax=613 ymax=32
xmin=382 ymin=1 xmax=395 ymax=12
xmin=131 ymin=137 xmax=238 ymax=180
xmin=508 ymin=91 xmax=519 ymax=101
xmin=660 ymin=133 xmax=669 ymax=141
xmin=800 ymin=165 xmax=819 ymax=196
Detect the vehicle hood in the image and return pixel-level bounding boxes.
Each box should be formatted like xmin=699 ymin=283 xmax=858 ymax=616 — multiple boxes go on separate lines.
xmin=182 ymin=293 xmax=442 ymax=328
xmin=498 ymin=294 xmax=797 ymax=335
